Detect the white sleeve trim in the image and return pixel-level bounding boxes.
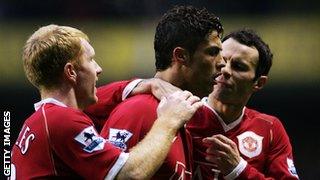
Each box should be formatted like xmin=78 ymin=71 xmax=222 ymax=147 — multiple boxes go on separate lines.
xmin=105 ymin=152 xmax=129 ymax=180
xmin=224 ymin=158 xmax=247 ymax=180
xmin=122 ymin=79 xmax=143 ymax=100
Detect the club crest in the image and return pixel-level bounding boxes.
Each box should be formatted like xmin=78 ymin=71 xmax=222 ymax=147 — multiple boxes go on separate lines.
xmin=74 ymin=126 xmax=105 ymax=153
xmin=237 ymin=131 xmax=263 ymax=158
xmin=108 ymin=128 xmax=132 ymax=151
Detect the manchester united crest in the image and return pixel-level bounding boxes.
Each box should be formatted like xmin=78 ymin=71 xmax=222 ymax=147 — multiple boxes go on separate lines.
xmin=237 ymin=131 xmax=263 ymax=158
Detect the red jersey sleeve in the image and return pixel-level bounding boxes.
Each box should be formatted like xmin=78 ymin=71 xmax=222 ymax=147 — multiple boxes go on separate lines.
xmin=84 ymin=80 xmax=131 ymax=131
xmin=47 ymin=107 xmax=127 ymax=179
xmin=238 ymin=118 xmax=299 ymax=180
xmin=100 ymin=95 xmax=158 ymax=152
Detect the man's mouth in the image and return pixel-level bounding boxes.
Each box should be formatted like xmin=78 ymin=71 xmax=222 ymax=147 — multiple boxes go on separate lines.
xmin=212 ymin=72 xmax=222 ymax=84
xmin=214 ymin=75 xmax=232 ymax=88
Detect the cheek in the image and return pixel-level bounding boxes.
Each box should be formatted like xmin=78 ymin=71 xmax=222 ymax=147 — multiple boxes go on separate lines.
xmin=235 ymin=79 xmax=255 ymax=94
xmin=199 ymin=58 xmax=214 ymax=73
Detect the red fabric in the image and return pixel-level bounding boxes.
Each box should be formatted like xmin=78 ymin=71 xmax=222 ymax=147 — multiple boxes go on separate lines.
xmin=85 ymin=80 xmax=131 ymax=131
xmin=12 ymin=103 xmax=122 ymax=179
xmin=188 ymin=106 xmax=299 ymax=180
xmin=101 ymin=94 xmax=193 ymax=180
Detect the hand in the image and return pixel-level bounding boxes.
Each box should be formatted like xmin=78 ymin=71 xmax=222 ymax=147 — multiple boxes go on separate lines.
xmin=157 ymin=91 xmax=203 ymax=129
xmin=203 ymin=134 xmax=241 ymax=175
xmin=131 ymin=78 xmax=181 ymax=100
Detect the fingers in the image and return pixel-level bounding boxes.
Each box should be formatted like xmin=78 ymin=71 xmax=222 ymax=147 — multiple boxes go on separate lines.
xmin=167 ymin=90 xmax=199 ymax=103
xmin=186 ymin=95 xmax=200 ymax=105
xmin=203 ymin=135 xmax=242 ymax=175
xmin=179 ymin=90 xmax=193 ymax=100
xmin=191 ymin=101 xmax=203 ymax=111
xmin=204 ymin=137 xmax=230 ymax=153
xmin=150 ymin=78 xmax=182 ymax=100
xmin=158 ymin=96 xmax=167 ymax=108
xmin=157 ymin=90 xmax=202 ymax=128
xmin=203 ymin=134 xmax=236 ymax=153
xmin=205 ymin=150 xmax=227 ymax=163
xmin=214 ymin=134 xmax=238 ymax=150
xmin=179 ymin=91 xmax=203 ymax=113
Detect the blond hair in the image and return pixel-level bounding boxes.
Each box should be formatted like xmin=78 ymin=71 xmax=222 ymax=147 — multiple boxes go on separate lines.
xmin=23 ymin=24 xmax=89 ymax=89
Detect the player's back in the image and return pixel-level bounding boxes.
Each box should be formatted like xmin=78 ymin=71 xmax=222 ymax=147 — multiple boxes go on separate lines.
xmin=101 ymin=94 xmax=193 ymax=180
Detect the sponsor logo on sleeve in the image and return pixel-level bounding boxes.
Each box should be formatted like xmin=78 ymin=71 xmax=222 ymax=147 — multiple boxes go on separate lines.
xmin=74 ymin=126 xmax=106 ymax=153
xmin=287 ymin=158 xmax=299 ymax=178
xmin=108 ymin=128 xmax=132 ymax=151
xmin=237 ymin=131 xmax=263 ymax=158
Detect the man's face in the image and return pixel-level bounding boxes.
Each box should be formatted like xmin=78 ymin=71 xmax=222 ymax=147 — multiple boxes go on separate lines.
xmin=212 ymin=38 xmax=259 ymax=104
xmin=183 ymin=31 xmax=223 ymax=98
xmin=75 ymin=39 xmax=102 ymax=109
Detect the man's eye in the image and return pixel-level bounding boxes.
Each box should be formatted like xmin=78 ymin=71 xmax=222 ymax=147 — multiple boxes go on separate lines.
xmin=216 ymin=62 xmax=225 ymax=70
xmin=209 ymin=49 xmax=219 ymax=56
xmin=232 ymin=62 xmax=247 ymax=71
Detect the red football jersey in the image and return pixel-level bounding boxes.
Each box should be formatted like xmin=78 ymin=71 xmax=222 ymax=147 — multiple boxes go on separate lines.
xmin=11 ymin=98 xmax=128 ymax=179
xmin=187 ymin=99 xmax=299 ymax=179
xmin=85 ymin=80 xmax=133 ymax=131
xmin=101 ymin=94 xmax=193 ymax=180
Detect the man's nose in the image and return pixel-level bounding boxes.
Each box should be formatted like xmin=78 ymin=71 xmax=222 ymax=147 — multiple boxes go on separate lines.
xmin=221 ymin=63 xmax=231 ymax=78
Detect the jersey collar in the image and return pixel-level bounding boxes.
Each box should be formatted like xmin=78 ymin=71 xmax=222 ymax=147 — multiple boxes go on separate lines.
xmin=202 ymin=97 xmax=245 ymax=132
xmin=34 ymin=98 xmax=67 ymax=111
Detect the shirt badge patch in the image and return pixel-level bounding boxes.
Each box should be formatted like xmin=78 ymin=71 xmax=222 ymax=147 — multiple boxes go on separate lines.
xmin=74 ymin=126 xmax=105 ymax=153
xmin=237 ymin=131 xmax=263 ymax=158
xmin=287 ymin=158 xmax=299 ymax=178
xmin=108 ymin=128 xmax=132 ymax=151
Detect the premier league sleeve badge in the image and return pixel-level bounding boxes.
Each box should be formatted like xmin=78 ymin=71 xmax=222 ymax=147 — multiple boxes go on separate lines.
xmin=108 ymin=128 xmax=133 ymax=151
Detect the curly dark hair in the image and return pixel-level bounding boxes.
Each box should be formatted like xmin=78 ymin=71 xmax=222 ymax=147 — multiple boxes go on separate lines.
xmin=154 ymin=5 xmax=223 ymax=71
xmin=222 ymin=28 xmax=273 ymax=80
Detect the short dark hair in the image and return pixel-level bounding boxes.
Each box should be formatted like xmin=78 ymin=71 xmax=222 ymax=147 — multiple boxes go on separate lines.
xmin=222 ymin=28 xmax=273 ymax=80
xmin=154 ymin=5 xmax=223 ymax=71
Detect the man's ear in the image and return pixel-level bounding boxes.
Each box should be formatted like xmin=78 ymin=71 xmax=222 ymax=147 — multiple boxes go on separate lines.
xmin=172 ymin=47 xmax=189 ymax=64
xmin=253 ymin=76 xmax=268 ymax=92
xmin=64 ymin=62 xmax=77 ymax=83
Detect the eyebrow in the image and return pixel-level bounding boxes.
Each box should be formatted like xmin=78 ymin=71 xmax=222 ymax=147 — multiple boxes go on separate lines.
xmin=206 ymin=46 xmax=222 ymax=54
xmin=210 ymin=45 xmax=222 ymax=51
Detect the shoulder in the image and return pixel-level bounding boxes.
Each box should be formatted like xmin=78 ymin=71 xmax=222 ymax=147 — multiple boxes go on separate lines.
xmin=245 ymin=108 xmax=283 ymax=127
xmin=114 ymin=94 xmax=159 ymax=113
xmin=106 ymin=94 xmax=159 ymax=126
xmin=42 ymin=104 xmax=93 ymax=132
xmin=244 ymin=108 xmax=289 ymax=141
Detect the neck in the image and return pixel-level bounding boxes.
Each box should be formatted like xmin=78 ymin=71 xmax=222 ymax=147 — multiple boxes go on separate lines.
xmin=208 ymin=94 xmax=245 ymax=124
xmin=154 ymin=68 xmax=182 ymax=87
xmin=40 ymin=86 xmax=81 ymax=110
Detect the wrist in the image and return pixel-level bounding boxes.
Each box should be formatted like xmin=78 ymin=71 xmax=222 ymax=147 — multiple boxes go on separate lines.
xmin=154 ymin=116 xmax=180 ymax=136
xmin=122 ymin=79 xmax=144 ymax=100
xmin=224 ymin=158 xmax=247 ymax=180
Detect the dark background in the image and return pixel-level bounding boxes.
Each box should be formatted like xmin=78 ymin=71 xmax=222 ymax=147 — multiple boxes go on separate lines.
xmin=1 ymin=0 xmax=320 ymax=179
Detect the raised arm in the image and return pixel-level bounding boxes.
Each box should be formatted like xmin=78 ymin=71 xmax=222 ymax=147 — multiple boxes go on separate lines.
xmin=85 ymin=78 xmax=181 ymax=131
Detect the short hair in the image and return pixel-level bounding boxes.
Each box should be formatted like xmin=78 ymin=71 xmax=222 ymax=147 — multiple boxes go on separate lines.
xmin=23 ymin=24 xmax=89 ymax=89
xmin=154 ymin=5 xmax=223 ymax=70
xmin=222 ymin=28 xmax=273 ymax=80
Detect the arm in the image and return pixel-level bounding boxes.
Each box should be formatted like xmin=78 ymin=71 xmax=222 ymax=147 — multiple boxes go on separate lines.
xmin=114 ymin=91 xmax=202 ymax=179
xmin=50 ymin=91 xmax=201 ymax=180
xmin=85 ymin=78 xmax=180 ymax=131
xmin=129 ymin=78 xmax=181 ymax=100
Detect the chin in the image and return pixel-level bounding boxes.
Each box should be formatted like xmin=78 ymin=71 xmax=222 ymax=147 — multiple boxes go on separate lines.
xmin=86 ymin=96 xmax=98 ymax=106
xmin=92 ymin=96 xmax=98 ymax=104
